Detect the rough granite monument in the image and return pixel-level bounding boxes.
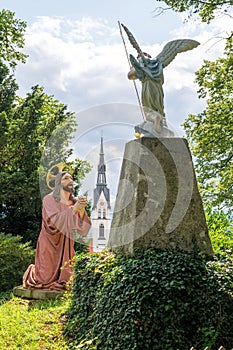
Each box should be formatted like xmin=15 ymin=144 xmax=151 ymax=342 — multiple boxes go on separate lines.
xmin=108 ymin=24 xmax=213 ymax=256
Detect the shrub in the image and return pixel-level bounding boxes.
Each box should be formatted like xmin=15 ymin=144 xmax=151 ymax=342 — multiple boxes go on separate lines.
xmin=64 ymin=249 xmax=233 ymax=350
xmin=206 ymin=207 xmax=233 ymax=259
xmin=74 ymin=236 xmax=89 ymax=255
xmin=0 ymin=233 xmax=35 ymax=291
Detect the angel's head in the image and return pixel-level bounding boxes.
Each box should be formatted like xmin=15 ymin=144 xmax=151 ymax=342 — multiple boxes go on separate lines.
xmin=137 ymin=52 xmax=152 ymax=59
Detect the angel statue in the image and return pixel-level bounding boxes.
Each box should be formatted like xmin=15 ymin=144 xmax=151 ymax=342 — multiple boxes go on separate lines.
xmin=121 ymin=23 xmax=200 ymax=138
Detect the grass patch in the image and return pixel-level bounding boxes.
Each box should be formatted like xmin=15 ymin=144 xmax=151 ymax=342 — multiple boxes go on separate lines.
xmin=0 ymin=292 xmax=70 ymax=350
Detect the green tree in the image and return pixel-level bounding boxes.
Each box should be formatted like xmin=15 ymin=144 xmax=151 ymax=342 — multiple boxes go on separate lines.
xmin=0 ymin=9 xmax=28 ymax=68
xmin=0 ymin=9 xmax=24 ymax=150
xmin=0 ymin=85 xmax=91 ymax=246
xmin=155 ymin=0 xmax=232 ymax=23
xmin=0 ymin=62 xmax=18 ymax=149
xmin=206 ymin=207 xmax=233 ymax=259
xmin=0 ymin=10 xmax=91 ymax=246
xmin=183 ymin=36 xmax=233 ymax=210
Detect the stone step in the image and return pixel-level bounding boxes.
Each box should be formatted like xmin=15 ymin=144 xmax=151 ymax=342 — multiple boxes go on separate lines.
xmin=13 ymin=285 xmax=64 ymax=300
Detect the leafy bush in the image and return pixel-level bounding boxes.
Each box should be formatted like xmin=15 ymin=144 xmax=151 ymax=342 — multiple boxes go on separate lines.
xmin=64 ymin=249 xmax=233 ymax=350
xmin=0 ymin=233 xmax=35 ymax=291
xmin=74 ymin=236 xmax=89 ymax=255
xmin=206 ymin=207 xmax=233 ymax=259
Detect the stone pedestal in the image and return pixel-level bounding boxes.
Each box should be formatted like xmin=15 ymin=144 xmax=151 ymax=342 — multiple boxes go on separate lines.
xmin=13 ymin=285 xmax=64 ymax=299
xmin=108 ymin=137 xmax=213 ymax=255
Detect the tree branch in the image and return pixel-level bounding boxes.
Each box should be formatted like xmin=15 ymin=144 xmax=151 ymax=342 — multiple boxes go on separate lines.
xmin=194 ymin=0 xmax=231 ymax=5
xmin=152 ymin=6 xmax=173 ymax=17
xmin=220 ymin=152 xmax=233 ymax=169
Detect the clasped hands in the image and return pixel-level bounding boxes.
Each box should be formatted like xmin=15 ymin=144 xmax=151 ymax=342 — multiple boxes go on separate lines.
xmin=72 ymin=196 xmax=88 ymax=217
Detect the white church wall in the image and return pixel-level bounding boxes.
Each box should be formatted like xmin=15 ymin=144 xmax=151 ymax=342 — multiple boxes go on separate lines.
xmin=91 ymin=191 xmax=111 ymax=252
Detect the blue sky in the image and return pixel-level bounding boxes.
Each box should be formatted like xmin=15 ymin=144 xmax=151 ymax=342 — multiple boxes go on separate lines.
xmin=1 ymin=0 xmax=232 ymax=207
xmin=1 ymin=0 xmax=182 ymax=40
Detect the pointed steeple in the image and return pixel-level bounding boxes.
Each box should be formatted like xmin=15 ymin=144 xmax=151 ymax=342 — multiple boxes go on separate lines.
xmin=97 ymin=136 xmax=107 ymax=186
xmin=92 ymin=136 xmax=111 ymax=209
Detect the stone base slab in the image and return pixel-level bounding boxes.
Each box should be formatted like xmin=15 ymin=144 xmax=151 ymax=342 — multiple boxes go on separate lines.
xmin=13 ymin=285 xmax=64 ymax=299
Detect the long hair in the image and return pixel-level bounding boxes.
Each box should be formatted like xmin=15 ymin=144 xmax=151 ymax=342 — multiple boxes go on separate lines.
xmin=52 ymin=172 xmax=77 ymax=203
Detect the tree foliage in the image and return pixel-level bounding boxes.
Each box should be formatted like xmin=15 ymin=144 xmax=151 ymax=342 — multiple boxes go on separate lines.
xmin=0 ymin=85 xmax=91 ymax=246
xmin=0 ymin=233 xmax=34 ymax=292
xmin=0 ymin=9 xmax=28 ymax=68
xmin=0 ymin=62 xmax=18 ymax=151
xmin=206 ymin=207 xmax=233 ymax=259
xmin=155 ymin=0 xmax=233 ymax=23
xmin=0 ymin=10 xmax=92 ymax=246
xmin=183 ymin=36 xmax=233 ymax=210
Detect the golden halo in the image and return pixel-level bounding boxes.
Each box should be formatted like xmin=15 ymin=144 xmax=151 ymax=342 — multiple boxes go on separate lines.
xmin=46 ymin=163 xmax=73 ymax=190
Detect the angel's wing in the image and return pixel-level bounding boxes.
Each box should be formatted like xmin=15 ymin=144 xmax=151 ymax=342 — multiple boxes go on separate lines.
xmin=156 ymin=39 xmax=200 ymax=68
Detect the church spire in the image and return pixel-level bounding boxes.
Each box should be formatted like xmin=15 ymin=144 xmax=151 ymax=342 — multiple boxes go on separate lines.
xmin=92 ymin=135 xmax=111 ymax=209
xmin=97 ymin=136 xmax=106 ymax=186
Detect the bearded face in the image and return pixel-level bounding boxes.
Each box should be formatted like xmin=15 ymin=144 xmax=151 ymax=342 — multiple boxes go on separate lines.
xmin=62 ymin=184 xmax=74 ymax=193
xmin=61 ymin=173 xmax=74 ymax=193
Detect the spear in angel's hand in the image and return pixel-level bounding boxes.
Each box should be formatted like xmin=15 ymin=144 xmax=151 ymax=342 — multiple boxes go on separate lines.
xmin=120 ymin=23 xmax=147 ymax=66
xmin=118 ymin=21 xmax=146 ymax=121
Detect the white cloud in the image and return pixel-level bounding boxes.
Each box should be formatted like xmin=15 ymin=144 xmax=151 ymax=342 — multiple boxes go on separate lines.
xmin=14 ymin=12 xmax=231 ymax=204
xmin=17 ymin=16 xmax=132 ymax=111
xmin=171 ymin=11 xmax=232 ymax=59
xmin=18 ymin=13 xmax=230 ymax=117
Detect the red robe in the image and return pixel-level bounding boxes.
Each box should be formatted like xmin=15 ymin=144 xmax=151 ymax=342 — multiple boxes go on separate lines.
xmin=23 ymin=193 xmax=91 ymax=291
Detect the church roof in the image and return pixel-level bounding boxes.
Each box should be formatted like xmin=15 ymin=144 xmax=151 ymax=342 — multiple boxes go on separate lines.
xmin=93 ymin=186 xmax=111 ymax=209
